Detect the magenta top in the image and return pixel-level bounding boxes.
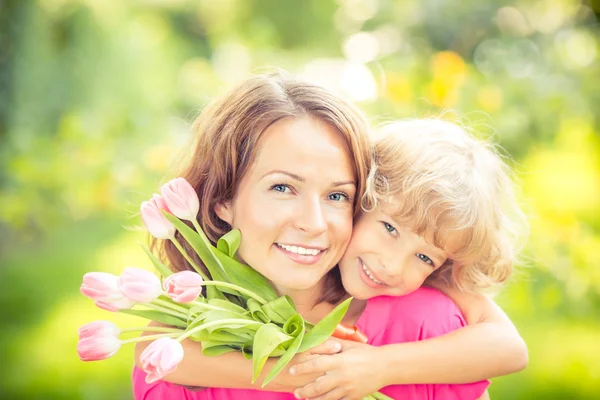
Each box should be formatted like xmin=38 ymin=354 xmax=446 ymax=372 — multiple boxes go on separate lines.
xmin=132 ymin=287 xmax=489 ymax=399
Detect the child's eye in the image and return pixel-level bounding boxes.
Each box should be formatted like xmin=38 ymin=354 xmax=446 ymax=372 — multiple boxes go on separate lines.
xmin=328 ymin=192 xmax=351 ymax=202
xmin=270 ymin=184 xmax=291 ymax=193
xmin=383 ymin=222 xmax=398 ymax=236
xmin=417 ymin=253 xmax=434 ymax=267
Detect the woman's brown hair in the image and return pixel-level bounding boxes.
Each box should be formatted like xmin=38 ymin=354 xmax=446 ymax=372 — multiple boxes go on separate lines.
xmin=154 ymin=72 xmax=372 ymax=304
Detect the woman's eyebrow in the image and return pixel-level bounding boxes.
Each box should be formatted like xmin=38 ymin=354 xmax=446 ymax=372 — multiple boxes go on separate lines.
xmin=262 ymin=170 xmax=304 ymax=182
xmin=332 ymin=180 xmax=356 ymax=188
xmin=262 ymin=170 xmax=355 ymax=188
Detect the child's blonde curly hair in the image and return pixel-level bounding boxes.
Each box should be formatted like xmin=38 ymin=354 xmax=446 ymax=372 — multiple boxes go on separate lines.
xmin=361 ymin=118 xmax=528 ymax=293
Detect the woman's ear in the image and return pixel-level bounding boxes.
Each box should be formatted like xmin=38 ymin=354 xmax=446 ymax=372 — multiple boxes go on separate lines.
xmin=214 ymin=202 xmax=233 ymax=225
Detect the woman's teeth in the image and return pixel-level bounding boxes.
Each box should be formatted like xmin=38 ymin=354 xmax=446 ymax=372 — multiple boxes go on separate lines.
xmin=361 ymin=261 xmax=385 ymax=285
xmin=276 ymin=243 xmax=322 ymax=256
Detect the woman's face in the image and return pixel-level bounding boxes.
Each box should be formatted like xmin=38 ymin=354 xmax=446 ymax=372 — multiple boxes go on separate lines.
xmin=216 ymin=116 xmax=356 ymax=293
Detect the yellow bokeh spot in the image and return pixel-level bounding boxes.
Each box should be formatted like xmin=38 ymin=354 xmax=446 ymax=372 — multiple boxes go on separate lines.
xmin=431 ymin=51 xmax=466 ymax=86
xmin=522 ymin=116 xmax=600 ymax=217
xmin=477 ymin=85 xmax=503 ymax=112
xmin=143 ymin=144 xmax=173 ymax=172
xmin=426 ymin=79 xmax=458 ymax=108
xmin=385 ymin=74 xmax=413 ymax=104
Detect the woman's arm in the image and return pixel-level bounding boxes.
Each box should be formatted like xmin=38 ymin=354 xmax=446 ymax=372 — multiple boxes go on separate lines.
xmin=133 ymin=321 xmax=333 ymax=391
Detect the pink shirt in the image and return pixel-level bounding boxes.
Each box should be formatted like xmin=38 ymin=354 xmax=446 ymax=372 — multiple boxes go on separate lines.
xmin=132 ymin=287 xmax=489 ymax=399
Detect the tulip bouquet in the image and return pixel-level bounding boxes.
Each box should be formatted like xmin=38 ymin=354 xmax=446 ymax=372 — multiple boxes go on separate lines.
xmin=77 ymin=178 xmax=391 ymax=400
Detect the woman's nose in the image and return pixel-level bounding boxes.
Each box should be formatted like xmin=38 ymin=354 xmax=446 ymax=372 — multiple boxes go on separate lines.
xmin=293 ymin=197 xmax=327 ymax=236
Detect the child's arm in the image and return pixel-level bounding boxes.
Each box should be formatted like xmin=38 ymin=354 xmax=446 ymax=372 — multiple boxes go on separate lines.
xmin=133 ymin=321 xmax=337 ymax=391
xmin=291 ymin=292 xmax=525 ymax=399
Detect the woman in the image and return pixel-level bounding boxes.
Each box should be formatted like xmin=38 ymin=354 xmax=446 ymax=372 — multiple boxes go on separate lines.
xmin=133 ymin=72 xmax=524 ymax=399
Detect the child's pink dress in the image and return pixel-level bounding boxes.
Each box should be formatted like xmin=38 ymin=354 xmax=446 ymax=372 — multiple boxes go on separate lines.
xmin=132 ymin=287 xmax=489 ymax=399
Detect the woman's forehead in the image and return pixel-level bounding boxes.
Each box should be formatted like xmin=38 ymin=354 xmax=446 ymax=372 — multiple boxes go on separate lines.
xmin=248 ymin=117 xmax=356 ymax=182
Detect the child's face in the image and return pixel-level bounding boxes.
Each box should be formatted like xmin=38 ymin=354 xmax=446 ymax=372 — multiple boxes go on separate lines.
xmin=339 ymin=205 xmax=450 ymax=299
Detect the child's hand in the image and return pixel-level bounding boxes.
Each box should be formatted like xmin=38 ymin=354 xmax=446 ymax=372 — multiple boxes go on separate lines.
xmin=289 ymin=340 xmax=386 ymax=400
xmin=267 ymin=339 xmax=344 ymax=392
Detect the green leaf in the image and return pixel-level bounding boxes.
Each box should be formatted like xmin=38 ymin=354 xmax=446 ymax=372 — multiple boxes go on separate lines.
xmin=190 ymin=328 xmax=252 ymax=343
xmin=261 ymin=296 xmax=297 ymax=325
xmin=298 ymin=297 xmax=353 ymax=353
xmin=251 ymin=324 xmax=293 ymax=383
xmin=119 ymin=309 xmax=187 ymax=328
xmin=206 ymin=285 xmax=229 ymax=301
xmin=139 ymin=242 xmax=172 ymax=278
xmin=262 ymin=314 xmax=305 ymax=387
xmin=188 ymin=310 xmax=255 ymax=332
xmin=201 ymin=341 xmax=239 ymax=356
xmin=247 ymin=298 xmax=271 ymax=324
xmin=217 ymin=229 xmax=241 ymax=258
xmin=214 ymin=250 xmax=278 ymax=302
xmin=241 ymin=340 xmax=254 ymax=360
xmin=282 ymin=313 xmax=305 ymax=337
xmin=208 ymin=299 xmax=248 ymax=315
xmin=162 ymin=212 xmax=230 ymax=282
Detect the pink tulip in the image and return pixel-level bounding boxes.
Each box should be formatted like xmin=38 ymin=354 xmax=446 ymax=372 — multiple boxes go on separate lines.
xmin=78 ymin=320 xmax=120 ymax=340
xmin=163 ymin=271 xmax=204 ymax=303
xmin=80 ymin=272 xmax=136 ymax=311
xmin=77 ymin=334 xmax=121 ymax=361
xmin=160 ymin=177 xmax=199 ymax=222
xmin=118 ymin=267 xmax=162 ymax=303
xmin=140 ymin=337 xmax=184 ymax=383
xmin=141 ymin=194 xmax=175 ymax=240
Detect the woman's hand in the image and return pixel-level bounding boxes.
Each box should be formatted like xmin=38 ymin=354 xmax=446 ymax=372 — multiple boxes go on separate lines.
xmin=289 ymin=339 xmax=387 ymax=400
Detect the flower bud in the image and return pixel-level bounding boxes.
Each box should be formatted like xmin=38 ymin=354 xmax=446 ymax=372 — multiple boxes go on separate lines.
xmin=161 ymin=177 xmax=199 ymax=222
xmin=163 ymin=271 xmax=204 ymax=303
xmin=140 ymin=194 xmax=175 ymax=240
xmin=140 ymin=337 xmax=184 ymax=383
xmin=77 ymin=335 xmax=121 ymax=361
xmin=78 ymin=320 xmax=120 ymax=340
xmin=80 ymin=272 xmax=136 ymax=311
xmin=118 ymin=267 xmax=162 ymax=303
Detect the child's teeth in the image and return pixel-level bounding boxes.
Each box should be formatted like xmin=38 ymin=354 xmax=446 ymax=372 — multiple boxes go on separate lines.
xmin=361 ymin=262 xmax=384 ymax=284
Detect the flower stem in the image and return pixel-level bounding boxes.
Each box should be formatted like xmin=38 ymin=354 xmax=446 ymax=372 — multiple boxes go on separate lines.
xmin=120 ymin=326 xmax=182 ymax=334
xmin=190 ymin=300 xmax=238 ymax=313
xmin=177 ymin=318 xmax=262 ymax=342
xmin=144 ymin=303 xmax=188 ymax=320
xmin=154 ymin=297 xmax=191 ymax=315
xmin=170 ymin=236 xmax=210 ymax=280
xmin=121 ymin=332 xmax=182 ymax=345
xmin=199 ymin=281 xmax=267 ymax=304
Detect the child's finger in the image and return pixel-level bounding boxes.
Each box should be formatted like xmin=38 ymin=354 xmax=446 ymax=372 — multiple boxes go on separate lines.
xmin=290 ymin=355 xmax=336 ymax=376
xmin=294 ymin=376 xmax=340 ymax=399
xmin=308 ymin=339 xmax=342 ymax=355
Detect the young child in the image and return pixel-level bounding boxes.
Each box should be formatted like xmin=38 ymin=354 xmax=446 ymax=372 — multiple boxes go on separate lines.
xmin=290 ymin=118 xmax=528 ymax=399
xmin=133 ymin=77 xmax=527 ymax=400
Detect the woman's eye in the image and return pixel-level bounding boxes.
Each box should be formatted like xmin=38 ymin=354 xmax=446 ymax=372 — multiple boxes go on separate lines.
xmin=417 ymin=253 xmax=434 ymax=266
xmin=328 ymin=192 xmax=350 ymax=202
xmin=271 ymin=184 xmax=290 ymax=193
xmin=383 ymin=222 xmax=397 ymax=235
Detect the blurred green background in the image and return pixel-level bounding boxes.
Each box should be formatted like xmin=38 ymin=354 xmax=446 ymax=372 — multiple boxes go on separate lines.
xmin=1 ymin=0 xmax=599 ymax=399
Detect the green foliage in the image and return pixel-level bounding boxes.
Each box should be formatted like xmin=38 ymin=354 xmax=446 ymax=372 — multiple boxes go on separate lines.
xmin=1 ymin=0 xmax=599 ymax=398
